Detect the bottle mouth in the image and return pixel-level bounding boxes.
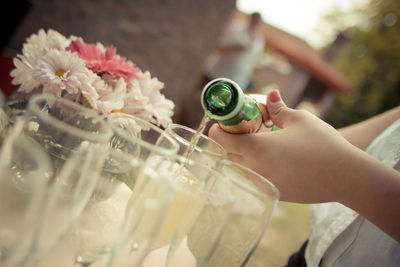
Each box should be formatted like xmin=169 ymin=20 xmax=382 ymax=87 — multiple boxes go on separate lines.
xmin=202 ymin=79 xmax=239 ymax=116
xmin=206 ymin=83 xmax=233 ymax=109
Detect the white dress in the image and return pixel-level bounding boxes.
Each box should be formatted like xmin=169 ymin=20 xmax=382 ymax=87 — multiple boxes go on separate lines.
xmin=305 ymin=119 xmax=400 ymax=267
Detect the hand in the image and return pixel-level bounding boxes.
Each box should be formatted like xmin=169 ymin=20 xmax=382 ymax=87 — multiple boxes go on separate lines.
xmin=210 ymin=90 xmax=400 ymax=241
xmin=209 ymin=90 xmax=367 ymax=203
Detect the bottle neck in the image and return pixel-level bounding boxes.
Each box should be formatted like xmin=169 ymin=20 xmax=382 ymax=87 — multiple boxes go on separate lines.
xmin=201 ymin=78 xmax=244 ymax=121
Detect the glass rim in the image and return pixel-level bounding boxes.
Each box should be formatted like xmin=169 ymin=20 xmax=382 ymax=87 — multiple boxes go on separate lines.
xmin=27 ymin=94 xmax=113 ymax=143
xmin=219 ymin=159 xmax=280 ymax=201
xmin=108 ymin=113 xmax=179 ymax=156
xmin=166 ymin=123 xmax=227 ymax=158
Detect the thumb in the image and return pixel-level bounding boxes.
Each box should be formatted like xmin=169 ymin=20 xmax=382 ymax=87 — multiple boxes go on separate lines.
xmin=267 ymin=90 xmax=293 ymax=129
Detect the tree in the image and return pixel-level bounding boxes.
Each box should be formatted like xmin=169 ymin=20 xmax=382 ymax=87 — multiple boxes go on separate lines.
xmin=324 ymin=0 xmax=400 ymax=128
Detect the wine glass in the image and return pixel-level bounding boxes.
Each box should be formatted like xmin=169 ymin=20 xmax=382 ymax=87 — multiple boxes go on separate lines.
xmin=0 ymin=119 xmax=110 ymax=267
xmin=23 ymin=94 xmax=116 ymax=200
xmin=42 ymin=143 xmax=109 ymax=267
xmin=165 ymin=171 xmax=236 ymax=267
xmin=138 ymin=154 xmax=233 ymax=267
xmin=68 ymin=148 xmax=132 ymax=267
xmin=105 ymin=151 xmax=174 ymax=267
xmin=106 ymin=113 xmax=179 ymax=189
xmin=68 ymin=147 xmax=174 ymax=267
xmin=107 ymin=113 xmax=179 ymax=159
xmin=0 ymin=127 xmax=52 ymax=267
xmin=206 ymin=159 xmax=280 ymax=267
xmin=165 ymin=123 xmax=226 ymax=169
xmin=23 ymin=94 xmax=113 ymax=173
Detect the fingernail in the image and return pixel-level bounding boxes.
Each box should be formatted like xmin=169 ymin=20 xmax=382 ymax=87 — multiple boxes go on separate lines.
xmin=268 ymin=90 xmax=281 ymax=103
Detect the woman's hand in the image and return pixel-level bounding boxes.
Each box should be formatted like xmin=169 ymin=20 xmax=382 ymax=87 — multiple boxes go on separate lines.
xmin=210 ymin=90 xmax=355 ymax=202
xmin=210 ymin=91 xmax=395 ymax=203
xmin=209 ymin=90 xmax=400 ymax=241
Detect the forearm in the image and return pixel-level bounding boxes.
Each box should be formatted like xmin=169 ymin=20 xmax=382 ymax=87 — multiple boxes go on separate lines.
xmin=339 ymin=106 xmax=400 ymax=150
xmin=335 ymin=145 xmax=400 ymax=242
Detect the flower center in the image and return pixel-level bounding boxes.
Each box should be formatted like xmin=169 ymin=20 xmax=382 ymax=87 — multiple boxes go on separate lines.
xmin=56 ymin=69 xmax=70 ymax=80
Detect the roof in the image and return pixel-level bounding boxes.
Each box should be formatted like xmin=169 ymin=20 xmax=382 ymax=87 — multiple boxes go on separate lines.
xmin=232 ymin=11 xmax=352 ymax=94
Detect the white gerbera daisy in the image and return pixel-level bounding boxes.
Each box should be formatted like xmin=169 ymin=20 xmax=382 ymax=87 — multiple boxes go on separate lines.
xmin=95 ymin=78 xmax=127 ymax=114
xmin=123 ymin=71 xmax=174 ymax=127
xmin=25 ymin=29 xmax=70 ymax=51
xmin=78 ymin=70 xmax=104 ymax=110
xmin=33 ymin=50 xmax=89 ymax=97
xmin=122 ymin=85 xmax=153 ymax=123
xmin=11 ymin=29 xmax=71 ymax=93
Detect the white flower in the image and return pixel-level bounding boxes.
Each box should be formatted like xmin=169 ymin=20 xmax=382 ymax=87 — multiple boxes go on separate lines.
xmin=121 ymin=73 xmax=152 ymax=122
xmin=25 ymin=29 xmax=70 ymax=51
xmin=10 ymin=28 xmax=175 ymax=128
xmin=96 ymin=78 xmax=127 ymax=114
xmin=123 ymin=71 xmax=174 ymax=128
xmin=148 ymin=92 xmax=175 ymax=128
xmin=33 ymin=50 xmax=89 ymax=97
xmin=10 ymin=56 xmax=41 ymax=92
xmin=79 ymin=70 xmax=104 ymax=110
xmin=11 ymin=29 xmax=71 ymax=93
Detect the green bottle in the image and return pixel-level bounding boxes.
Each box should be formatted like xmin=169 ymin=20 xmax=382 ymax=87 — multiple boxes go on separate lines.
xmin=201 ymin=78 xmax=264 ymax=134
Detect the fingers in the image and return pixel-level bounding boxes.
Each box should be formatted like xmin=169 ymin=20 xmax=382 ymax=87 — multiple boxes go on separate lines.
xmin=266 ymin=90 xmax=294 ymax=129
xmin=208 ymin=123 xmax=254 ymax=155
xmin=256 ymin=102 xmax=270 ymax=123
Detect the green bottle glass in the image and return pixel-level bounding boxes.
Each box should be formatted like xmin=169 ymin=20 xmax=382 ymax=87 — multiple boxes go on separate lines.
xmin=201 ymin=78 xmax=263 ymax=134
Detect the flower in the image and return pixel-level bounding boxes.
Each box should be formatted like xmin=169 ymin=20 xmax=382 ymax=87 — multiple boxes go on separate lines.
xmin=66 ymin=39 xmax=140 ymax=82
xmin=10 ymin=29 xmax=71 ymax=93
xmin=10 ymin=29 xmax=174 ymax=128
xmin=123 ymin=71 xmax=174 ymax=128
xmin=33 ymin=50 xmax=89 ymax=96
xmin=96 ymin=77 xmax=127 ymax=114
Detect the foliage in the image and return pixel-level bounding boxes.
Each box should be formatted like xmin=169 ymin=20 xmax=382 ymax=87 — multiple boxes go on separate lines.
xmin=324 ymin=0 xmax=400 ymax=128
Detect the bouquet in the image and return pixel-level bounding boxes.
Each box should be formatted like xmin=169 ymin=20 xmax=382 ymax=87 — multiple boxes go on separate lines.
xmin=9 ymin=29 xmax=175 ymax=128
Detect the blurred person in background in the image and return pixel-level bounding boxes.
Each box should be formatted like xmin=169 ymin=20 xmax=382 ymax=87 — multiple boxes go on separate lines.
xmin=209 ymin=90 xmax=400 ymax=267
xmin=203 ymin=12 xmax=265 ymax=92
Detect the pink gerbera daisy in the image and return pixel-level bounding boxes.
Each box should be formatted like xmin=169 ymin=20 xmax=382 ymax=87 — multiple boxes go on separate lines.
xmin=67 ymin=39 xmax=139 ymax=82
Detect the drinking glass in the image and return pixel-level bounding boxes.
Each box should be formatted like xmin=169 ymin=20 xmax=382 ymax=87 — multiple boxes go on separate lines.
xmin=23 ymin=94 xmax=116 ymax=200
xmin=30 ymin=143 xmax=108 ymax=267
xmin=206 ymin=159 xmax=280 ymax=267
xmin=23 ymin=94 xmax=113 ymax=173
xmin=0 ymin=120 xmax=107 ymax=267
xmin=165 ymin=123 xmax=226 ymax=169
xmin=107 ymin=113 xmax=179 ymax=189
xmin=105 ymin=152 xmax=174 ymax=267
xmin=69 ymin=147 xmax=173 ymax=267
xmin=138 ymin=154 xmax=233 ymax=267
xmin=165 ymin=171 xmax=236 ymax=267
xmin=107 ymin=113 xmax=179 ymax=159
xmin=0 ymin=129 xmax=52 ymax=267
xmin=70 ymin=148 xmax=133 ymax=267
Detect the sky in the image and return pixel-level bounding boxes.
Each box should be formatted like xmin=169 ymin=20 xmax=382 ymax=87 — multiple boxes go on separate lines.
xmin=236 ymin=0 xmax=368 ymax=48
